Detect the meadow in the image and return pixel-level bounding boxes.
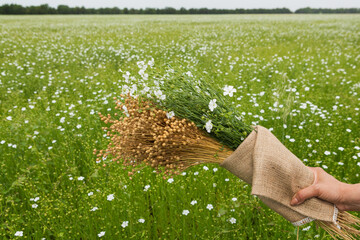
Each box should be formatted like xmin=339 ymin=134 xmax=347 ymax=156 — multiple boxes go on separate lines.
xmin=0 ymin=14 xmax=359 ymax=239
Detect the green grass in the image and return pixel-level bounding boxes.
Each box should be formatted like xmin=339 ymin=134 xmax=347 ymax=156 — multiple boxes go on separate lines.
xmin=0 ymin=15 xmax=359 ymax=239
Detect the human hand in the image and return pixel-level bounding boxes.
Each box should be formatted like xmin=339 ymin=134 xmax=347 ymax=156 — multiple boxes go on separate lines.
xmin=290 ymin=167 xmax=360 ymax=211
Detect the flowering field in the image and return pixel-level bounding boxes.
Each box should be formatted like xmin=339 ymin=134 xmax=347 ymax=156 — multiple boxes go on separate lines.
xmin=1 ymin=15 xmax=359 ymax=239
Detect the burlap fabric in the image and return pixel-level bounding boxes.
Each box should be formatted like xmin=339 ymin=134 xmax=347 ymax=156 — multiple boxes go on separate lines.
xmin=221 ymin=126 xmax=337 ymax=226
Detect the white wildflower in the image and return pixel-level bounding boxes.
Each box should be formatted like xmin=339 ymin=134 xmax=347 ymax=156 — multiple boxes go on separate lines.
xmin=206 ymin=204 xmax=214 ymax=210
xmin=205 ymin=120 xmax=213 ymax=133
xmin=182 ymin=210 xmax=190 ymax=216
xmin=209 ymin=99 xmax=217 ymax=111
xmin=166 ymin=111 xmax=175 ymax=119
xmin=107 ymin=194 xmax=114 ymax=201
xmin=223 ymin=85 xmax=236 ymax=97
xmin=121 ymin=221 xmax=129 ymax=228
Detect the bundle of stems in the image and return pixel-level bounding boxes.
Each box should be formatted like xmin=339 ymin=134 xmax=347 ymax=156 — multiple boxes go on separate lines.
xmin=95 ymin=71 xmax=359 ymax=239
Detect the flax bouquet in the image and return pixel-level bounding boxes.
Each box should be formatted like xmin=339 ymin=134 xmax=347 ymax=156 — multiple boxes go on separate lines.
xmin=95 ymin=71 xmax=360 ymax=239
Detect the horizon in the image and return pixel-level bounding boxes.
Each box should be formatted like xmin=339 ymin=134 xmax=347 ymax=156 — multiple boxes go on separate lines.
xmin=1 ymin=0 xmax=360 ymax=12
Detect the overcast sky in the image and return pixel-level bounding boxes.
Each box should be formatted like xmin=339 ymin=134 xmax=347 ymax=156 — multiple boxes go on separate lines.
xmin=1 ymin=0 xmax=360 ymax=12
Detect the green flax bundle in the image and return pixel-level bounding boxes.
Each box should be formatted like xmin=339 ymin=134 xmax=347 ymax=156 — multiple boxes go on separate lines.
xmin=96 ymin=72 xmax=360 ymax=239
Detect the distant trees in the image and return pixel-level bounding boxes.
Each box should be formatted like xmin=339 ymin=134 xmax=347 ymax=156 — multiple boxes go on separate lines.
xmin=0 ymin=4 xmax=359 ymax=15
xmin=295 ymin=8 xmax=360 ymax=14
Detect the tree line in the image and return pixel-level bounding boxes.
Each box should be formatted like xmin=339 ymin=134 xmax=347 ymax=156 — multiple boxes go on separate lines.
xmin=0 ymin=4 xmax=359 ymax=15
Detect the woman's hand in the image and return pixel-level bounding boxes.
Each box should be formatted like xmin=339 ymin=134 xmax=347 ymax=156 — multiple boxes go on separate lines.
xmin=290 ymin=167 xmax=360 ymax=211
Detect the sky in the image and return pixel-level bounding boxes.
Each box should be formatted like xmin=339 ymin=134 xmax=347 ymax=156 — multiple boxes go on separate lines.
xmin=1 ymin=0 xmax=360 ymax=12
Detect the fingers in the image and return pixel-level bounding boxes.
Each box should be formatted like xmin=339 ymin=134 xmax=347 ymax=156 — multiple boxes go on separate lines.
xmin=291 ymin=184 xmax=319 ymax=206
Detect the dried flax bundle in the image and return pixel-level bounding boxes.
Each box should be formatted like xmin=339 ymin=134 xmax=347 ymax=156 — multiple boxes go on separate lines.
xmin=95 ymin=95 xmax=233 ymax=177
xmin=95 ymin=94 xmax=360 ymax=239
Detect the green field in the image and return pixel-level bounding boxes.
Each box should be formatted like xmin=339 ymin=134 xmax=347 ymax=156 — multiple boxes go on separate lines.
xmin=1 ymin=15 xmax=359 ymax=239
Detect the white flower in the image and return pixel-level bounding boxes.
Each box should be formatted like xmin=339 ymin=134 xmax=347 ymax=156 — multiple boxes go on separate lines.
xmin=107 ymin=194 xmax=114 ymax=201
xmin=32 ymin=204 xmax=38 ymax=209
xmin=208 ymin=99 xmax=217 ymax=112
xmin=121 ymin=221 xmax=129 ymax=228
xmin=232 ymin=197 xmax=237 ymax=202
xmin=144 ymin=185 xmax=150 ymax=191
xmin=205 ymin=120 xmax=213 ymax=133
xmin=98 ymin=231 xmax=105 ymax=237
xmin=203 ymin=166 xmax=209 ymax=171
xmin=90 ymin=207 xmax=98 ymax=211
xmin=289 ymin=138 xmax=295 ymax=142
xmin=6 ymin=116 xmax=12 ymax=121
xmin=206 ymin=204 xmax=213 ymax=210
xmin=304 ymin=87 xmax=310 ymax=91
xmin=302 ymin=226 xmax=311 ymax=231
xmin=194 ymin=171 xmax=199 ymax=176
xmin=14 ymin=231 xmax=23 ymax=237
xmin=166 ymin=111 xmax=175 ymax=119
xmin=225 ymin=178 xmax=229 ymax=182
xmin=338 ymin=147 xmax=344 ymax=151
xmin=69 ymin=177 xmax=73 ymax=180
xmin=229 ymin=217 xmax=236 ymax=224
xmin=154 ymin=89 xmax=166 ymax=100
xmin=182 ymin=210 xmax=190 ymax=216
xmin=88 ymin=192 xmax=94 ymax=196
xmin=34 ymin=197 xmax=40 ymax=202
xmin=78 ymin=176 xmax=85 ymax=181
xmin=138 ymin=218 xmax=145 ymax=223
xmin=1 ymin=140 xmax=5 ymax=144
xmin=213 ymin=168 xmax=218 ymax=172
xmin=324 ymin=151 xmax=331 ymax=156
xmin=346 ymin=129 xmax=352 ymax=133
xmin=167 ymin=178 xmax=174 ymax=183
xmin=190 ymin=200 xmax=197 ymax=205
xmin=223 ymin=85 xmax=236 ymax=97
xmin=76 ymin=124 xmax=82 ymax=129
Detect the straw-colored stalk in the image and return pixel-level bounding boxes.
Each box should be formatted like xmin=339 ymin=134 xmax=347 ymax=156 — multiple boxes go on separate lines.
xmin=316 ymin=212 xmax=360 ymax=240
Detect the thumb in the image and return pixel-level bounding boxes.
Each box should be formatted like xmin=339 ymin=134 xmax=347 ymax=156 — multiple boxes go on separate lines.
xmin=291 ymin=185 xmax=319 ymax=206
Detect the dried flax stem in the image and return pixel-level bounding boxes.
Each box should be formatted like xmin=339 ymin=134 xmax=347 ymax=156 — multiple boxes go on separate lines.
xmin=316 ymin=212 xmax=360 ymax=240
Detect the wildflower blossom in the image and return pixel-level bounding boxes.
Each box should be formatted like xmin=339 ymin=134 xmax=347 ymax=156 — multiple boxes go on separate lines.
xmin=209 ymin=99 xmax=217 ymax=111
xmin=6 ymin=116 xmax=12 ymax=121
xmin=32 ymin=204 xmax=38 ymax=208
xmin=107 ymin=194 xmax=114 ymax=201
xmin=229 ymin=217 xmax=236 ymax=224
xmin=166 ymin=111 xmax=175 ymax=119
xmin=90 ymin=207 xmax=98 ymax=211
xmin=167 ymin=178 xmax=174 ymax=183
xmin=206 ymin=204 xmax=213 ymax=210
xmin=190 ymin=200 xmax=197 ymax=205
xmin=138 ymin=218 xmax=145 ymax=223
xmin=121 ymin=221 xmax=129 ymax=228
xmin=223 ymin=85 xmax=236 ymax=97
xmin=78 ymin=176 xmax=85 ymax=181
xmin=182 ymin=210 xmax=190 ymax=216
xmin=14 ymin=231 xmax=23 ymax=237
xmin=144 ymin=185 xmax=150 ymax=191
xmin=98 ymin=231 xmax=105 ymax=237
xmin=324 ymin=151 xmax=331 ymax=156
xmin=88 ymin=192 xmax=94 ymax=196
xmin=205 ymin=120 xmax=213 ymax=133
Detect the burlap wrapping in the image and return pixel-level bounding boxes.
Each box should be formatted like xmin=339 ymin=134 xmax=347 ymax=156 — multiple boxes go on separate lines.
xmin=220 ymin=126 xmax=337 ymax=226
